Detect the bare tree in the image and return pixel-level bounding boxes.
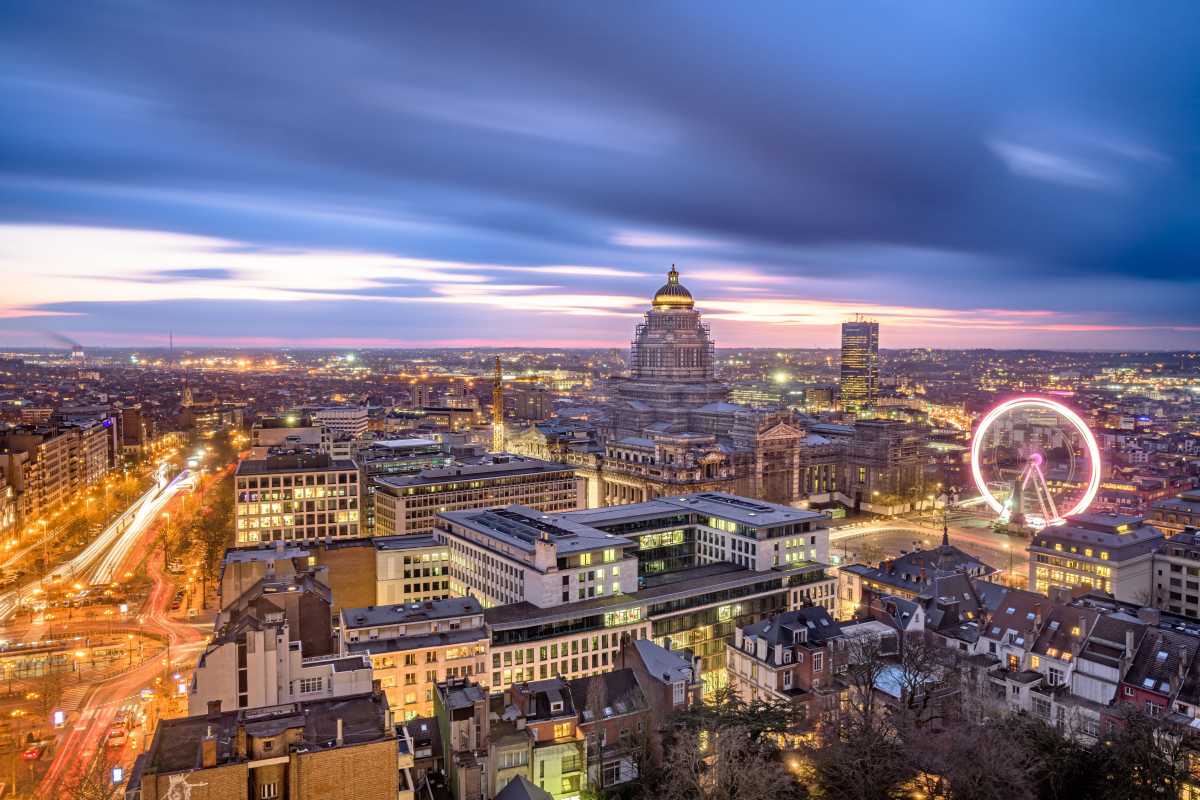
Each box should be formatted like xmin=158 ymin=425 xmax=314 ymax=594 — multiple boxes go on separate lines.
xmin=60 ymin=744 xmax=123 ymax=800
xmin=656 ymin=725 xmax=803 ymax=800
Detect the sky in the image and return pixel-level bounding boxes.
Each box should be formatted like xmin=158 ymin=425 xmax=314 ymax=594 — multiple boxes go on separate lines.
xmin=1 ymin=2 xmax=1198 ymax=351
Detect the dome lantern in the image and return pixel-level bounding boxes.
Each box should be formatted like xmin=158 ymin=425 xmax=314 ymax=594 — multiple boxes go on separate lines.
xmin=651 ymin=264 xmax=695 ymax=309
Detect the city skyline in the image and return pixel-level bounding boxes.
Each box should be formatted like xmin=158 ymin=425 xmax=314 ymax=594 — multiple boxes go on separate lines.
xmin=3 ymin=3 xmax=1199 ymax=351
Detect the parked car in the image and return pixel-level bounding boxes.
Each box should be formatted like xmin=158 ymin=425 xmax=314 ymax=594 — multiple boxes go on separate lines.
xmin=21 ymin=744 xmax=44 ymax=761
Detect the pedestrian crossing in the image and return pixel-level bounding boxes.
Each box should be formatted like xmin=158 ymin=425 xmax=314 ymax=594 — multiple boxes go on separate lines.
xmin=58 ymin=685 xmax=88 ymax=712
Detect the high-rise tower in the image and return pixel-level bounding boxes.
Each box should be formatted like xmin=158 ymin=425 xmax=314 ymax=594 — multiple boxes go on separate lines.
xmin=491 ymin=356 xmax=505 ymax=453
xmin=839 ymin=316 xmax=879 ymax=414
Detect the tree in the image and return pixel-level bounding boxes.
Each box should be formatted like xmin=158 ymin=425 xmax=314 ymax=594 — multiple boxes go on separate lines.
xmin=805 ymin=717 xmax=912 ymax=800
xmin=60 ymin=744 xmax=123 ymax=800
xmin=1096 ymin=709 xmax=1198 ymax=800
xmin=654 ymin=725 xmax=805 ymax=800
xmin=672 ymin=685 xmax=804 ymax=742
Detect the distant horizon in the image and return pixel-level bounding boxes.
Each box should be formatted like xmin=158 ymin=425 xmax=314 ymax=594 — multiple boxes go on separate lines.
xmin=5 ymin=343 xmax=1198 ymax=357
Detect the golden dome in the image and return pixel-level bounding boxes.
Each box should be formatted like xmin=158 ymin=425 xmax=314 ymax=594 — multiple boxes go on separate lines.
xmin=651 ymin=265 xmax=694 ymax=309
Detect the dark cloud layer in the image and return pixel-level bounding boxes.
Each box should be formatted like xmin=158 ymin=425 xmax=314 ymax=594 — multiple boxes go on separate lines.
xmin=1 ymin=2 xmax=1198 ymax=348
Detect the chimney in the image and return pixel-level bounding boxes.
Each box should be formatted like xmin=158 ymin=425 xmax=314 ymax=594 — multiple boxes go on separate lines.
xmin=336 ymin=718 xmax=344 ymax=746
xmin=1125 ymin=628 xmax=1136 ymax=658
xmin=234 ymin=723 xmax=247 ymax=760
xmin=207 ymin=699 xmax=222 ymax=722
xmin=200 ymin=725 xmax=218 ymax=768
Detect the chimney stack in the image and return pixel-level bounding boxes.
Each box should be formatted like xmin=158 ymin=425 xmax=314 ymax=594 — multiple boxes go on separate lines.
xmin=200 ymin=725 xmax=218 ymax=768
xmin=207 ymin=699 xmax=222 ymax=722
xmin=336 ymin=718 xmax=344 ymax=746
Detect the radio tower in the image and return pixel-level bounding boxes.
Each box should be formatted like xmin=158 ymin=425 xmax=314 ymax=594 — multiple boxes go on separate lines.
xmin=491 ymin=356 xmax=505 ymax=453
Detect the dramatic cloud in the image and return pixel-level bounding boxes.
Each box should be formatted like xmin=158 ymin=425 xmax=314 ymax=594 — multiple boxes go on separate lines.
xmin=1 ymin=2 xmax=1197 ymax=349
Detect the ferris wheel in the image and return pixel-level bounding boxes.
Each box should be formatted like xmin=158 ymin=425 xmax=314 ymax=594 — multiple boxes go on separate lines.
xmin=970 ymin=396 xmax=1101 ymax=528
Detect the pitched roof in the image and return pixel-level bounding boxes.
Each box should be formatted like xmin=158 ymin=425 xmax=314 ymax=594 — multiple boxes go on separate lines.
xmin=1030 ymin=605 xmax=1099 ymax=660
xmin=1123 ymin=628 xmax=1199 ymax=698
xmin=495 ymin=775 xmax=554 ymax=800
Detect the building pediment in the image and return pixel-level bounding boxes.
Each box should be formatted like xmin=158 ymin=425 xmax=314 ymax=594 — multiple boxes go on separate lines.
xmin=758 ymin=422 xmax=805 ymax=441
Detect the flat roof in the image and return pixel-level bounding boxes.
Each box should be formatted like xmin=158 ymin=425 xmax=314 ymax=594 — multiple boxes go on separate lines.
xmin=342 ymin=597 xmax=483 ymax=629
xmin=566 ymin=492 xmax=825 ymax=529
xmin=485 ymin=561 xmax=824 ymax=629
xmin=366 ymin=438 xmax=442 ymax=449
xmin=222 ymin=544 xmax=310 ymax=563
xmin=442 ymin=505 xmax=633 ymax=556
xmin=374 ymin=534 xmax=444 ymax=552
xmin=145 ymin=692 xmax=387 ymax=776
xmin=375 ymin=456 xmax=572 ymax=489
xmin=236 ymin=453 xmax=356 ymax=476
xmin=346 ymin=627 xmax=488 ymax=655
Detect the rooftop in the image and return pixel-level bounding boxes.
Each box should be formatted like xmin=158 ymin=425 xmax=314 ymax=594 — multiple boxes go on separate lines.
xmin=1030 ymin=513 xmax=1164 ymax=557
xmin=373 ymin=534 xmax=444 ymax=552
xmin=485 ymin=561 xmax=821 ymax=629
xmin=567 ymin=491 xmax=826 ymax=530
xmin=374 ymin=456 xmax=573 ymax=489
xmin=143 ymin=692 xmax=389 ymax=776
xmin=235 ymin=451 xmax=356 ymax=476
xmin=441 ymin=505 xmax=634 ymax=556
xmin=342 ymin=597 xmax=483 ymax=630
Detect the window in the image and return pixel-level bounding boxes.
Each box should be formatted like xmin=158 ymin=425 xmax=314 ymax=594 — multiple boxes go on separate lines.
xmin=783 ymin=671 xmax=793 ymax=689
xmin=1030 ymin=655 xmax=1040 ymax=669
xmin=673 ymin=681 xmax=686 ymax=706
xmin=553 ymin=722 xmax=573 ymax=739
xmin=298 ymin=677 xmax=323 ymax=695
xmin=812 ymin=652 xmax=823 ymax=673
xmin=261 ymin=784 xmax=279 ymax=800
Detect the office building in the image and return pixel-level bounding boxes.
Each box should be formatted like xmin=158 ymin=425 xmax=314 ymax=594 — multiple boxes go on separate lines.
xmin=355 ymin=438 xmax=451 ymax=533
xmin=341 ymin=597 xmax=488 ymax=720
xmin=1027 ymin=513 xmax=1162 ymax=603
xmin=1148 ymin=488 xmax=1200 ymax=534
xmin=233 ymin=450 xmax=361 ymax=547
xmin=304 ymin=405 xmax=369 ymax=440
xmin=372 ymin=456 xmax=583 ymax=537
xmin=439 ymin=493 xmax=833 ymax=692
xmin=1152 ymin=528 xmax=1200 ymax=619
xmin=374 ymin=534 xmax=452 ymax=605
xmin=839 ymin=316 xmax=879 ymax=413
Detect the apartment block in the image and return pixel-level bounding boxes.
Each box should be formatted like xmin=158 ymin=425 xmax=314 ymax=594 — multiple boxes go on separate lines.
xmin=727 ymin=606 xmax=847 ymax=722
xmin=341 ymin=597 xmax=488 ymax=721
xmin=190 ymin=571 xmax=373 ymax=715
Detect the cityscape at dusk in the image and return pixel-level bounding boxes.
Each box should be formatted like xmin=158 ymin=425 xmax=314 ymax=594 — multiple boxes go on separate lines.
xmin=3 ymin=4 xmax=1200 ymax=350
xmin=2 ymin=4 xmax=1200 ymax=800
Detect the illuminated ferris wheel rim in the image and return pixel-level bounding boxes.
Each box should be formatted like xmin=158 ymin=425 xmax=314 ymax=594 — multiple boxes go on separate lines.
xmin=970 ymin=396 xmax=1102 ymax=520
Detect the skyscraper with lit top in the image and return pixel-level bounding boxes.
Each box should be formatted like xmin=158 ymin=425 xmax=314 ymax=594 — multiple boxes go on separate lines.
xmin=839 ymin=316 xmax=879 ymax=414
